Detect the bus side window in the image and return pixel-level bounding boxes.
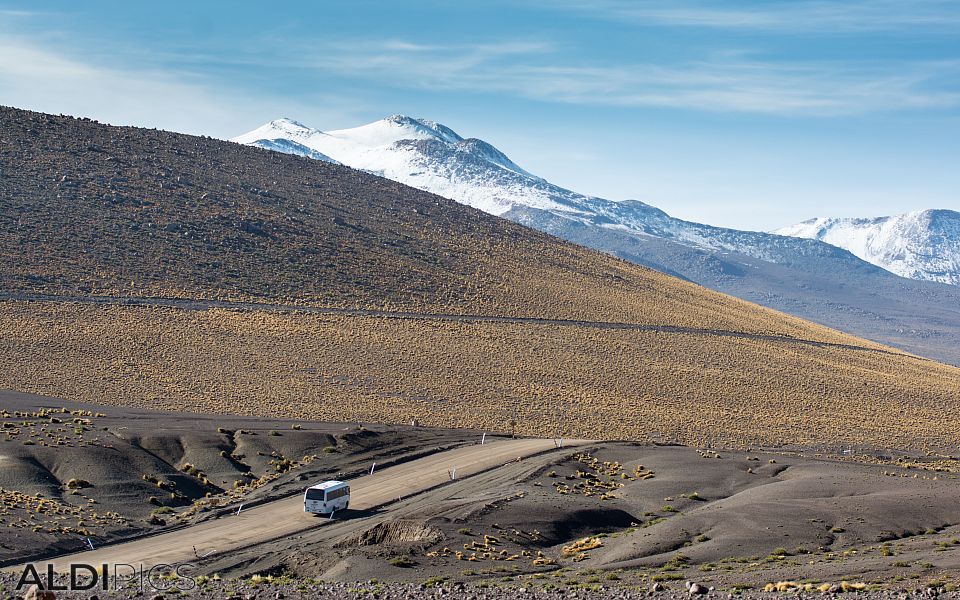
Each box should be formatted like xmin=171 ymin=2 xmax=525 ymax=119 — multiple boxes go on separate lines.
xmin=326 ymin=487 xmax=348 ymax=501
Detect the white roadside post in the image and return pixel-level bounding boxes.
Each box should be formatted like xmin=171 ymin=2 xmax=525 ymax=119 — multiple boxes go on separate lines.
xmin=370 ymin=462 xmax=376 ymax=475
xmin=481 ymin=433 xmax=486 ymax=445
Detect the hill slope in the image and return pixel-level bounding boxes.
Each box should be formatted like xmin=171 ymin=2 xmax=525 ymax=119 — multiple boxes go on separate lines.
xmin=2 ymin=106 xmax=960 ymax=450
xmin=0 ymin=107 xmax=869 ymax=339
xmin=233 ymin=116 xmax=960 ymax=366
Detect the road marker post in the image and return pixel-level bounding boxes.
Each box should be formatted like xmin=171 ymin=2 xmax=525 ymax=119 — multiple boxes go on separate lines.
xmin=481 ymin=433 xmax=486 ymax=445
xmin=85 ymin=538 xmax=95 ymax=550
xmin=236 ymin=503 xmax=244 ymax=516
xmin=370 ymin=462 xmax=376 ymax=475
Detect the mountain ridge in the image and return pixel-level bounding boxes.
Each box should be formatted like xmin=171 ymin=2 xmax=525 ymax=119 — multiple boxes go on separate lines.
xmin=4 ymin=105 xmax=960 ymax=452
xmin=0 ymin=105 xmax=860 ymax=338
xmin=233 ymin=115 xmax=960 ymax=365
xmin=776 ymin=209 xmax=960 ymax=285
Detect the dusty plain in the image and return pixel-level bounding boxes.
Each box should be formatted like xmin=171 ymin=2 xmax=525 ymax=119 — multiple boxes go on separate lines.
xmin=5 ymin=391 xmax=960 ymax=595
xmin=4 ymin=108 xmax=960 ymax=595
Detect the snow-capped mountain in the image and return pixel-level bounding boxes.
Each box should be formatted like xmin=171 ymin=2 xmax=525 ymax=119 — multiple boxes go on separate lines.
xmin=233 ymin=115 xmax=960 ymax=366
xmin=776 ymin=210 xmax=960 ymax=286
xmin=233 ymin=119 xmax=339 ymax=164
xmin=234 ymin=116 xmax=862 ymax=266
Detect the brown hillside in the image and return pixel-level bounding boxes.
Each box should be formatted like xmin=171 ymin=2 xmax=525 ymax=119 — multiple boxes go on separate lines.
xmin=0 ymin=107 xmax=881 ymax=342
xmin=1 ymin=106 xmax=958 ymax=450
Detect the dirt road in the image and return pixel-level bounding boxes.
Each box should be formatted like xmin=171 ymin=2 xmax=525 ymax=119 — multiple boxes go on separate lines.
xmin=0 ymin=292 xmax=908 ymax=357
xmin=10 ymin=438 xmax=578 ymax=571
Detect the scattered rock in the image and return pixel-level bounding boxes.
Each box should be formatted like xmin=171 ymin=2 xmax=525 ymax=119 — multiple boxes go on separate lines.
xmin=688 ymin=582 xmax=708 ymax=595
xmin=23 ymin=585 xmax=55 ymax=600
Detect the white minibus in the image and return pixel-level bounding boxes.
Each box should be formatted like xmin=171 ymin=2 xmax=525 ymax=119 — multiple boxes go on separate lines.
xmin=303 ymin=480 xmax=350 ymax=515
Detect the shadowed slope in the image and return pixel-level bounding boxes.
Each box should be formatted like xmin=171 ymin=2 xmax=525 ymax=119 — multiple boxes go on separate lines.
xmin=1 ymin=107 xmax=959 ymax=451
xmin=0 ymin=106 xmax=884 ymax=342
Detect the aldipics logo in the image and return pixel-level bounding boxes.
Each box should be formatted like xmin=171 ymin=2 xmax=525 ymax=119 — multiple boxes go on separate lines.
xmin=16 ymin=563 xmax=210 ymax=593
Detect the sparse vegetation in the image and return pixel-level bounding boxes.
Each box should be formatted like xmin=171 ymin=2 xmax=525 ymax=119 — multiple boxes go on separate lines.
xmin=0 ymin=486 xmax=128 ymax=538
xmin=0 ymin=109 xmax=958 ymax=451
xmin=389 ymin=556 xmax=416 ymax=568
xmin=3 ymin=301 xmax=958 ymax=451
xmin=561 ymin=537 xmax=604 ymax=561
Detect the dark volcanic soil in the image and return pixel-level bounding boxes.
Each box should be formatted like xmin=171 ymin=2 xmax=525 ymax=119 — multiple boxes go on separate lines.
xmin=6 ymin=389 xmax=960 ymax=592
xmin=0 ymin=389 xmax=485 ymax=565
xmin=208 ymin=444 xmax=960 ymax=591
xmin=3 ymin=570 xmax=959 ymax=600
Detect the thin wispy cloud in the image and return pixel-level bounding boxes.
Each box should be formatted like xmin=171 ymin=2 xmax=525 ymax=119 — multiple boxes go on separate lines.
xmin=0 ymin=36 xmax=367 ymax=137
xmin=550 ymin=0 xmax=960 ymax=32
xmin=0 ymin=1 xmax=956 ymax=230
xmin=295 ymin=40 xmax=960 ymax=115
xmin=3 ymin=22 xmax=956 ymax=123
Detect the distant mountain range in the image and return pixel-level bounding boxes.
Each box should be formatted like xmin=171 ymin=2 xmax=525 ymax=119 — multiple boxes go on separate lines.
xmin=9 ymin=106 xmax=960 ymax=453
xmin=776 ymin=210 xmax=960 ymax=286
xmin=233 ymin=116 xmax=960 ymax=365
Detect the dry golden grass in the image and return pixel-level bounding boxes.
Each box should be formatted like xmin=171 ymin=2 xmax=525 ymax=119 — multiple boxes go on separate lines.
xmin=2 ymin=110 xmax=959 ymax=456
xmin=0 ymin=487 xmax=129 ymax=537
xmin=6 ymin=107 xmax=955 ymax=453
xmin=0 ymin=108 xmax=901 ymax=347
xmin=1 ymin=302 xmax=958 ymax=451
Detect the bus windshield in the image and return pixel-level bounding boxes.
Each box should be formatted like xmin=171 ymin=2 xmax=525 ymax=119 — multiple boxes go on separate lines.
xmin=305 ymin=488 xmax=325 ymax=501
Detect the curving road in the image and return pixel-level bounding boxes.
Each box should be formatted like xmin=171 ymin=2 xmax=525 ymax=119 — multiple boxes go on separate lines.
xmin=9 ymin=438 xmax=582 ymax=572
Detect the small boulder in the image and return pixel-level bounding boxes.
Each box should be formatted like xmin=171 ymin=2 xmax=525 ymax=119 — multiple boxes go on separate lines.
xmin=23 ymin=585 xmax=56 ymax=600
xmin=688 ymin=582 xmax=708 ymax=595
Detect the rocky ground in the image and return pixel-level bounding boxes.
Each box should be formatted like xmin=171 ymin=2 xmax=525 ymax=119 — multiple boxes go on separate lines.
xmin=3 ymin=572 xmax=960 ymax=600
xmin=0 ymin=389 xmax=483 ymax=565
xmin=212 ymin=443 xmax=960 ymax=591
xmin=6 ymin=391 xmax=960 ymax=593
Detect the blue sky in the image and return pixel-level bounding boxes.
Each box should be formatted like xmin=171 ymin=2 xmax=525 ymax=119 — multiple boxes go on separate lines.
xmin=1 ymin=1 xmax=958 ymax=230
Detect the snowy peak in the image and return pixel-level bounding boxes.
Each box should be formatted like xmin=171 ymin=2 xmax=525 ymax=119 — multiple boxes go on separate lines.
xmin=323 ymin=115 xmax=463 ymax=148
xmin=232 ymin=118 xmax=339 ymax=163
xmin=269 ymin=117 xmax=311 ymax=131
xmin=233 ymin=115 xmax=551 ymax=215
xmin=231 ymin=114 xmax=882 ymax=260
xmin=382 ymin=115 xmax=464 ymax=144
xmin=232 ymin=115 xmax=959 ymax=287
xmin=776 ymin=209 xmax=960 ymax=285
xmin=233 ymin=117 xmax=317 ymax=143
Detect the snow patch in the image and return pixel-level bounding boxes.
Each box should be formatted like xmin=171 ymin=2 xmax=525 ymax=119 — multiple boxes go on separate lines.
xmin=232 ymin=116 xmax=959 ymax=287
xmin=776 ymin=210 xmax=960 ymax=285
